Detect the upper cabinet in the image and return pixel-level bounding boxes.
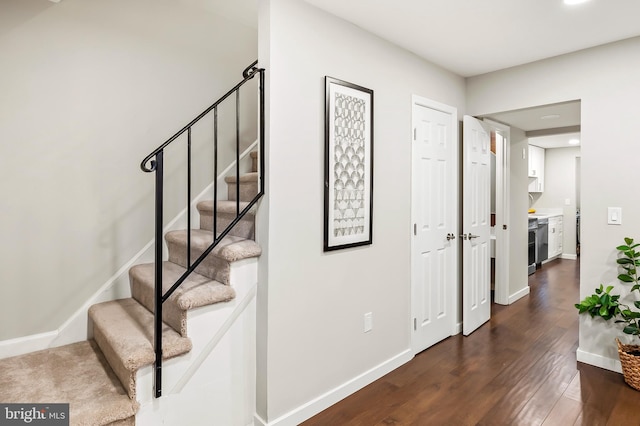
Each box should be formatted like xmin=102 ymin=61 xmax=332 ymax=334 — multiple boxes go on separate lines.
xmin=528 ymin=145 xmax=545 ymax=192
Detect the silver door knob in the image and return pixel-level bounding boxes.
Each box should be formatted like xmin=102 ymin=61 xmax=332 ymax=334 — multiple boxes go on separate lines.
xmin=446 ymin=233 xmax=455 ymax=241
xmin=459 ymin=234 xmax=468 ymax=240
xmin=468 ymin=233 xmax=480 ymax=239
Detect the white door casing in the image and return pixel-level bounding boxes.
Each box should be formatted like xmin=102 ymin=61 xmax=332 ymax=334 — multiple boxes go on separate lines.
xmin=484 ymin=119 xmax=511 ymax=306
xmin=462 ymin=115 xmax=491 ymax=336
xmin=411 ymin=96 xmax=457 ymax=354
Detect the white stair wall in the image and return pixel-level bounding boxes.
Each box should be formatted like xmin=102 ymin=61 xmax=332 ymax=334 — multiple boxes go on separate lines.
xmin=135 ymin=258 xmax=257 ymax=425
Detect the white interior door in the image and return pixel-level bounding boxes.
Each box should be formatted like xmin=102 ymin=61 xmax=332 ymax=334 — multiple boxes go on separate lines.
xmin=411 ymin=96 xmax=457 ymax=353
xmin=462 ymin=115 xmax=491 ymax=336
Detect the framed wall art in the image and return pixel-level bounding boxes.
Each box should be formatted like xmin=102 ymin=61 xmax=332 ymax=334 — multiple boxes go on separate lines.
xmin=324 ymin=76 xmax=374 ymax=252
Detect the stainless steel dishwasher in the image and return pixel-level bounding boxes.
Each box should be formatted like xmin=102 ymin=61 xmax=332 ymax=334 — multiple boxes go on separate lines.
xmin=536 ymin=217 xmax=549 ymax=269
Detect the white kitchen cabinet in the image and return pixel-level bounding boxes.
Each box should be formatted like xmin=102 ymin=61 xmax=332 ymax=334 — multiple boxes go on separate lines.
xmin=548 ymin=215 xmax=563 ymax=258
xmin=528 ymin=145 xmax=545 ymax=192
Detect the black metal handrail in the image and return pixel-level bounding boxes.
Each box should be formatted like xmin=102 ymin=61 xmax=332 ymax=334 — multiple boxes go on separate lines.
xmin=140 ymin=60 xmax=265 ymax=398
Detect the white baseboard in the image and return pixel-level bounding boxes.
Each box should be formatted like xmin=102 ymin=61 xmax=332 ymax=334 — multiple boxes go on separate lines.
xmin=509 ymin=286 xmax=530 ymax=304
xmin=0 ymin=331 xmax=58 ymax=359
xmin=253 ymin=349 xmax=413 ymax=426
xmin=561 ymin=253 xmax=578 ymax=260
xmin=576 ymin=348 xmax=622 ymax=374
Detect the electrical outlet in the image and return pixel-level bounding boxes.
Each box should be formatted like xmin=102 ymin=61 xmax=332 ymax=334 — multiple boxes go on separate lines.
xmin=364 ymin=312 xmax=373 ymax=333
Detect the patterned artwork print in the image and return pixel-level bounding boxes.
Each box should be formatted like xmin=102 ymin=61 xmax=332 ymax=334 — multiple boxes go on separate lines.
xmin=333 ymin=93 xmax=366 ymax=237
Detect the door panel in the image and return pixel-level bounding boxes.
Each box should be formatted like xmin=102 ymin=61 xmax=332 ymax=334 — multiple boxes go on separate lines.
xmin=462 ymin=116 xmax=491 ymax=336
xmin=412 ymin=98 xmax=457 ymax=353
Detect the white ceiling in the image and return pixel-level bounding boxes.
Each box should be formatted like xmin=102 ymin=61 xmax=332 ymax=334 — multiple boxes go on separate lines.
xmin=529 ymin=132 xmax=581 ymax=149
xmin=303 ymin=0 xmax=640 ymax=77
xmin=201 ymin=0 xmax=639 ymax=146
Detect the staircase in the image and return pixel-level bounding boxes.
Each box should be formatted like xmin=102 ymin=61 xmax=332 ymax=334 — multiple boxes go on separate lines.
xmin=0 ymin=61 xmax=264 ymax=425
xmin=0 ymin=157 xmax=261 ymax=425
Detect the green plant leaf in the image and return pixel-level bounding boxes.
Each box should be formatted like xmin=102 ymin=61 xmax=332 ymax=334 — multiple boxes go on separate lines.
xmin=618 ymin=245 xmax=631 ymax=251
xmin=606 ymin=285 xmax=614 ymax=293
xmin=624 ymin=237 xmax=634 ymax=246
xmin=617 ymin=258 xmax=634 ymax=264
xmin=619 ymin=274 xmax=634 ymax=282
xmin=624 ymin=325 xmax=640 ymax=335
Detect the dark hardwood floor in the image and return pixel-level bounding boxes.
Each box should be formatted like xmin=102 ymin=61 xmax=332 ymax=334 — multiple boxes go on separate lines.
xmin=303 ymin=259 xmax=640 ymax=425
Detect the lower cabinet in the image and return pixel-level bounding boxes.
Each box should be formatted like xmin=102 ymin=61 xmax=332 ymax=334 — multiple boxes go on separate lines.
xmin=548 ymin=216 xmax=563 ymax=258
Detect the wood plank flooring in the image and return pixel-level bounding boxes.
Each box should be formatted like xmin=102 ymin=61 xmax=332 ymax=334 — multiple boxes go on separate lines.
xmin=302 ymin=259 xmax=640 ymax=425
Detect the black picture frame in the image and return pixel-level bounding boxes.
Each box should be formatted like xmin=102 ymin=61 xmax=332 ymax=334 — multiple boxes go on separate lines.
xmin=324 ymin=76 xmax=374 ymax=252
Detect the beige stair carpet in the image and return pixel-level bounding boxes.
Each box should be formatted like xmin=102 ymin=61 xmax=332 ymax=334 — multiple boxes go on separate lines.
xmin=198 ymin=200 xmax=255 ymax=239
xmin=89 ymin=298 xmax=192 ymax=399
xmin=166 ymin=230 xmax=262 ymax=284
xmin=130 ymin=261 xmax=236 ymax=336
xmin=0 ymin=340 xmax=137 ymax=426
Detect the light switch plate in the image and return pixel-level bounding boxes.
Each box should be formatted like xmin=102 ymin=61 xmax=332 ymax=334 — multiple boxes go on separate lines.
xmin=364 ymin=312 xmax=373 ymax=333
xmin=608 ymin=207 xmax=622 ymax=225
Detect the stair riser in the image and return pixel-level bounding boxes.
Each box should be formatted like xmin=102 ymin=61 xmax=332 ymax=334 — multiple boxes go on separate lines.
xmin=130 ymin=273 xmax=186 ymax=336
xmin=167 ymin=241 xmax=231 ymax=285
xmin=199 ymin=212 xmax=255 ymax=239
xmin=93 ymin=326 xmax=137 ymax=399
xmin=227 ymin=181 xmax=258 ymax=202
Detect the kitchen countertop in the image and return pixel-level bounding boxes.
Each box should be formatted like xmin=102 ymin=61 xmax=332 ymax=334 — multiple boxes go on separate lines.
xmin=528 ymin=209 xmax=563 ymax=220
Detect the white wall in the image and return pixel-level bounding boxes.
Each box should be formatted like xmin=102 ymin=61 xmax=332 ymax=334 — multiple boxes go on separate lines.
xmin=509 ymin=127 xmax=529 ymax=299
xmin=534 ymin=147 xmax=580 ymax=256
xmin=467 ymin=36 xmax=640 ymax=369
xmin=257 ymin=0 xmax=465 ymax=422
xmin=0 ymin=0 xmax=257 ymax=340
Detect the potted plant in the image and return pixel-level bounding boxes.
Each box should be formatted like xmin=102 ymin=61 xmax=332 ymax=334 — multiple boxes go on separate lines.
xmin=575 ymin=237 xmax=640 ymax=390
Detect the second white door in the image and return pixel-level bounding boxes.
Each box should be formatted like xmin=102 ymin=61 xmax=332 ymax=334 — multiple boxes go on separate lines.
xmin=462 ymin=115 xmax=492 ymax=336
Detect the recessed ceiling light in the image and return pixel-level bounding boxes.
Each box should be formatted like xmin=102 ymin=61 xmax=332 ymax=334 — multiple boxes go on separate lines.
xmin=564 ymin=0 xmax=590 ymax=5
xmin=540 ymin=114 xmax=560 ymax=120
xmin=569 ymin=139 xmax=580 ymax=145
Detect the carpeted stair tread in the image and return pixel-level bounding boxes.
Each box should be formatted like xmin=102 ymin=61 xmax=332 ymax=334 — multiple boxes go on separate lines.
xmin=166 ymin=229 xmax=261 ymax=263
xmin=224 ymin=171 xmax=258 ymax=184
xmin=197 ymin=200 xmax=256 ymax=239
xmin=197 ymin=199 xmax=252 ymax=215
xmin=165 ymin=230 xmax=261 ymax=283
xmin=225 ymin=172 xmax=259 ymax=202
xmin=130 ymin=262 xmax=235 ymax=336
xmin=89 ymin=298 xmax=192 ymax=399
xmin=0 ymin=340 xmax=137 ymax=425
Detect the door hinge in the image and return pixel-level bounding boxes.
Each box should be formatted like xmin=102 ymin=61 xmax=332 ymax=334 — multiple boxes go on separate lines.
xmin=413 ymin=128 xmax=417 ymax=140
xmin=414 ymin=318 xmax=417 ymax=330
xmin=414 ymin=223 xmax=417 ymax=235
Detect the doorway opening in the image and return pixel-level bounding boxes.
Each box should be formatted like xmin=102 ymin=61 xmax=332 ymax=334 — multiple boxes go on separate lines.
xmin=482 ymin=100 xmax=582 ymax=304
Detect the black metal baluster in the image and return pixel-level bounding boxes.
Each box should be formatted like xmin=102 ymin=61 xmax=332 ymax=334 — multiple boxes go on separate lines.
xmin=154 ymin=151 xmax=164 ymax=398
xmin=236 ymin=90 xmax=240 ymax=216
xmin=187 ymin=128 xmax=192 ymax=268
xmin=214 ymin=107 xmax=218 ymax=237
xmin=259 ymin=69 xmax=265 ymax=196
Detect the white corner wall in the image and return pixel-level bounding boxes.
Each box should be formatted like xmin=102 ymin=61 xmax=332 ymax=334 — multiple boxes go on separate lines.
xmin=0 ymin=0 xmax=257 ymax=340
xmin=257 ymin=0 xmax=465 ymax=423
xmin=509 ymin=127 xmax=530 ymax=301
xmin=467 ymin=36 xmax=640 ymax=371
